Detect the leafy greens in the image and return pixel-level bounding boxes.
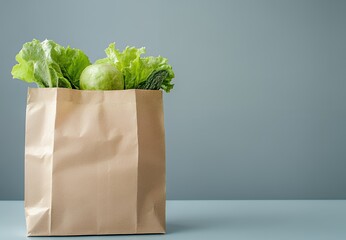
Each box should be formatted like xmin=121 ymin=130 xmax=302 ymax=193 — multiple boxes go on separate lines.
xmin=96 ymin=43 xmax=174 ymax=92
xmin=11 ymin=39 xmax=91 ymax=89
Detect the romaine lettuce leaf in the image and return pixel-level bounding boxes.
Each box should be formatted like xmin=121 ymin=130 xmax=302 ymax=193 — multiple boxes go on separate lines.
xmin=58 ymin=46 xmax=91 ymax=89
xmin=11 ymin=39 xmax=91 ymax=88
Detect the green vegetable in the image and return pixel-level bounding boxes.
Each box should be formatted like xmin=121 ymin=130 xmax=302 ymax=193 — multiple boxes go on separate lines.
xmin=11 ymin=40 xmax=175 ymax=92
xmin=80 ymin=63 xmax=124 ymax=90
xmin=11 ymin=39 xmax=91 ymax=89
xmin=137 ymin=70 xmax=168 ymax=90
xmin=96 ymin=43 xmax=174 ymax=92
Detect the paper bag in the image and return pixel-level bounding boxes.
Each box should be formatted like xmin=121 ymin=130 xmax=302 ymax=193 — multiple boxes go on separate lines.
xmin=24 ymin=88 xmax=166 ymax=236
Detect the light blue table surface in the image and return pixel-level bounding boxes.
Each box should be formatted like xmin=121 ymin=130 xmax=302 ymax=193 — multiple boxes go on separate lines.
xmin=1 ymin=200 xmax=346 ymax=239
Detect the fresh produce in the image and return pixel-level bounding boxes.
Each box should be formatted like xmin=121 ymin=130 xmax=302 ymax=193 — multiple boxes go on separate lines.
xmin=12 ymin=40 xmax=175 ymax=92
xmin=80 ymin=63 xmax=124 ymax=90
xmin=137 ymin=70 xmax=168 ymax=90
xmin=11 ymin=39 xmax=91 ymax=89
xmin=96 ymin=43 xmax=174 ymax=92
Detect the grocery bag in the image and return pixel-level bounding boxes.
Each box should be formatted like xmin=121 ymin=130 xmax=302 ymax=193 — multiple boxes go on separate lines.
xmin=24 ymin=88 xmax=166 ymax=236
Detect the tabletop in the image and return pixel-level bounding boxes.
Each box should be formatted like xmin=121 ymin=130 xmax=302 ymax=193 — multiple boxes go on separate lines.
xmin=1 ymin=200 xmax=346 ymax=239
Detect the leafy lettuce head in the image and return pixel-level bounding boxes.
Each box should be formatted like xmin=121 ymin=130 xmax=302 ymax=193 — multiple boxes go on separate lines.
xmin=96 ymin=43 xmax=175 ymax=92
xmin=11 ymin=39 xmax=91 ymax=89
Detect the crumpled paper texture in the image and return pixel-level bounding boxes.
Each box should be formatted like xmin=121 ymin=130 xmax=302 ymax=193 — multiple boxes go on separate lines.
xmin=24 ymin=88 xmax=166 ymax=236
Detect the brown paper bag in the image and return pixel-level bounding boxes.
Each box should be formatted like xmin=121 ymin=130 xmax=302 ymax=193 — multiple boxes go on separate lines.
xmin=24 ymin=88 xmax=166 ymax=236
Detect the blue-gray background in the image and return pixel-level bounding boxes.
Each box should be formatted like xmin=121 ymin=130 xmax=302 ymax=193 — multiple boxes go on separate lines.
xmin=1 ymin=0 xmax=345 ymax=200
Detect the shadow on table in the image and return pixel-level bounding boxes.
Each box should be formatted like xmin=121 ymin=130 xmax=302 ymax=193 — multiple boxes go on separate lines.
xmin=166 ymin=211 xmax=302 ymax=235
xmin=166 ymin=222 xmax=197 ymax=234
xmin=166 ymin=220 xmax=216 ymax=234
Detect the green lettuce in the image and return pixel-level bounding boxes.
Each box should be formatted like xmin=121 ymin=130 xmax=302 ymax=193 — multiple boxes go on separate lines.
xmin=11 ymin=39 xmax=91 ymax=89
xmin=96 ymin=43 xmax=174 ymax=92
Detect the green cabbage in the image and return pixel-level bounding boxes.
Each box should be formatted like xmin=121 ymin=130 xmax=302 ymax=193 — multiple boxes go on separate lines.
xmin=80 ymin=63 xmax=124 ymax=90
xmin=96 ymin=43 xmax=174 ymax=92
xmin=11 ymin=39 xmax=91 ymax=89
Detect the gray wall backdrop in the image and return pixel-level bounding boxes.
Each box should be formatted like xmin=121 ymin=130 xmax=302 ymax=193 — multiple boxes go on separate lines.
xmin=1 ymin=0 xmax=346 ymax=200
